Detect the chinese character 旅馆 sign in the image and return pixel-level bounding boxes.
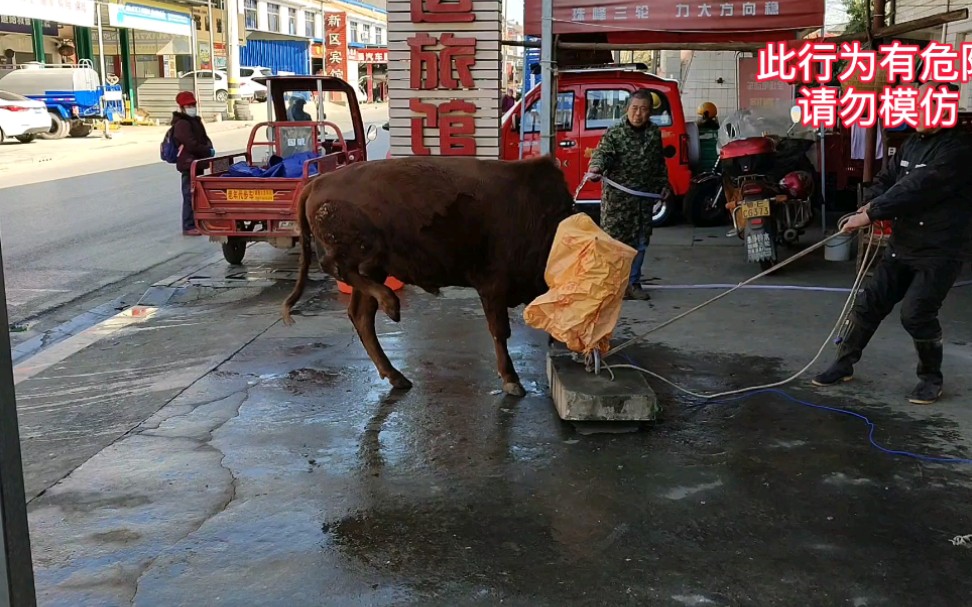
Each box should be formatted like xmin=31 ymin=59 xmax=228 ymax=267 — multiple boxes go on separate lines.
xmin=387 ymin=0 xmax=501 ymax=159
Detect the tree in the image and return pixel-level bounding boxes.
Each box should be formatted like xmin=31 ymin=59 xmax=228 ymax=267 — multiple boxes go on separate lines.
xmin=843 ymin=0 xmax=869 ymax=34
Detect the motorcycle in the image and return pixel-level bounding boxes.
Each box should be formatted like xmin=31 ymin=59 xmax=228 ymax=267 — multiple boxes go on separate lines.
xmin=717 ymin=108 xmax=817 ymax=271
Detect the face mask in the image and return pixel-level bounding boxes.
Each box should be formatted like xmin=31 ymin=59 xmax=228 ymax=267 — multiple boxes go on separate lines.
xmin=185 ymin=107 xmax=197 ymax=117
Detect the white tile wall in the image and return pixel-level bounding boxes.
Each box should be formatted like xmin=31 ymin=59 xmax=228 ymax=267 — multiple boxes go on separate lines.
xmin=659 ymin=50 xmax=740 ymax=120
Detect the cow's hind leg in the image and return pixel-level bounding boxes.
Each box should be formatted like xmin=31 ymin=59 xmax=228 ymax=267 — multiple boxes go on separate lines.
xmin=348 ymin=289 xmax=412 ymax=390
xmin=479 ymin=293 xmax=525 ymax=397
xmin=345 ymin=270 xmax=401 ymax=323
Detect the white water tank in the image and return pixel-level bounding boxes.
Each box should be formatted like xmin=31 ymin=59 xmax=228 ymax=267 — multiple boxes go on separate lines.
xmin=0 ymin=66 xmax=101 ymax=95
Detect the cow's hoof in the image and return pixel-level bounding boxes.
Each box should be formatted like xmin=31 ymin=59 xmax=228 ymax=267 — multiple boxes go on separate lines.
xmin=379 ymin=294 xmax=401 ymax=323
xmin=503 ymin=382 xmax=526 ymax=397
xmin=380 ymin=303 xmax=401 ymax=323
xmin=390 ymin=375 xmax=413 ymax=390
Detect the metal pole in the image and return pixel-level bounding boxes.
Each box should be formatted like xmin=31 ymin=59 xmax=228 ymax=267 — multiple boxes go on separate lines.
xmin=225 ymin=0 xmax=242 ymax=118
xmin=538 ymin=0 xmax=554 ymax=156
xmin=207 ymin=0 xmax=216 ymax=101
xmin=819 ymin=20 xmax=827 ymax=233
xmin=0 ymin=227 xmax=38 ymax=606
xmin=30 ymin=20 xmax=45 ymax=63
xmin=862 ymin=0 xmax=886 ymax=184
xmin=518 ymin=54 xmax=527 ymax=159
xmin=191 ymin=26 xmax=199 ymax=103
xmin=96 ymin=4 xmax=107 ymax=85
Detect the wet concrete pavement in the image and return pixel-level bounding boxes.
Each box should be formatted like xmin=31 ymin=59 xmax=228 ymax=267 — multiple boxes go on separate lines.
xmin=15 ymin=234 xmax=972 ymax=606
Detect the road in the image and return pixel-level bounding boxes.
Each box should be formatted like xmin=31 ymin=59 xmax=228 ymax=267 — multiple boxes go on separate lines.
xmin=0 ymin=118 xmax=389 ymax=327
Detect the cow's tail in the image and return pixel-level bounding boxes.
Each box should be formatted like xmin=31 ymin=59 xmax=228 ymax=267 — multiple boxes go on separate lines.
xmin=282 ymin=185 xmax=314 ymax=326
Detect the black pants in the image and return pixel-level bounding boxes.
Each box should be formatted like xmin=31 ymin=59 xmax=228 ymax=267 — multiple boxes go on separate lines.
xmin=181 ymin=170 xmax=194 ymax=231
xmin=852 ymin=250 xmax=963 ymax=341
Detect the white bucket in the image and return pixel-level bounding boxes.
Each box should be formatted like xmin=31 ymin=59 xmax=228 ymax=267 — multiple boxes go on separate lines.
xmin=824 ymin=232 xmax=853 ymax=262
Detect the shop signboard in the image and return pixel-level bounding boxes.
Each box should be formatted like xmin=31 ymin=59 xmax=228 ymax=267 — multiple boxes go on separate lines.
xmin=388 ymin=0 xmax=502 ymax=158
xmin=108 ymin=1 xmax=193 ymax=38
xmin=524 ymin=0 xmax=824 ymax=37
xmin=3 ymin=0 xmax=94 ymax=27
xmin=0 ymin=17 xmax=58 ymax=36
xmin=349 ymin=48 xmax=388 ymax=63
xmin=214 ymin=42 xmax=227 ymax=69
xmin=737 ymin=55 xmax=793 ymax=113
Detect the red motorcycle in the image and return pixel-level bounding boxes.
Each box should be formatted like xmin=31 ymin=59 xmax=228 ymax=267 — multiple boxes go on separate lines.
xmin=718 ymin=115 xmax=816 ymax=270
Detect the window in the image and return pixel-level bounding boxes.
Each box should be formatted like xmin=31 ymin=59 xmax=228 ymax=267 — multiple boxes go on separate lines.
xmin=375 ymin=27 xmax=383 ymax=45
xmin=305 ymin=11 xmax=315 ymax=37
xmin=267 ymin=3 xmax=280 ymax=32
xmin=362 ymin=23 xmax=371 ymax=43
xmin=244 ymin=0 xmax=257 ymax=29
xmin=521 ymin=92 xmax=574 ymax=133
xmin=585 ymin=89 xmax=673 ymax=129
xmin=585 ymin=89 xmax=672 ymax=130
xmin=240 ymin=68 xmax=254 ymax=78
xmin=288 ymin=8 xmax=297 ymax=35
xmin=349 ymin=20 xmax=359 ymax=43
xmin=585 ymin=89 xmax=628 ymax=130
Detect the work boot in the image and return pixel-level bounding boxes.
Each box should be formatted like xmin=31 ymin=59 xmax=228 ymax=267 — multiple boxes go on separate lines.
xmin=908 ymin=338 xmax=944 ymax=405
xmin=812 ymin=320 xmax=875 ymax=386
xmin=624 ymin=284 xmax=651 ymax=301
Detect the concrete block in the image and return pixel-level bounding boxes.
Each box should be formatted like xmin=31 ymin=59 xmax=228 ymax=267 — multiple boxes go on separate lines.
xmin=546 ymin=352 xmax=660 ymax=422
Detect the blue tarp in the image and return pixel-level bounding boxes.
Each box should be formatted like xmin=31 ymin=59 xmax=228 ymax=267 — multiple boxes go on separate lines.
xmin=225 ymin=151 xmax=319 ymax=179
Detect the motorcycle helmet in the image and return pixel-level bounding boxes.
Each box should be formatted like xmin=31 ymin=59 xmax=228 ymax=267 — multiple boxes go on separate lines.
xmin=650 ymin=91 xmax=662 ymax=110
xmin=698 ymin=101 xmax=718 ymax=120
xmin=779 ymin=171 xmax=814 ymax=199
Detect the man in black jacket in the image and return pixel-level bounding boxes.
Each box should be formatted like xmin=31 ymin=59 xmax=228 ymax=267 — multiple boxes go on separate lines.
xmin=813 ymin=81 xmax=972 ymax=404
xmin=172 ymin=91 xmax=214 ymax=236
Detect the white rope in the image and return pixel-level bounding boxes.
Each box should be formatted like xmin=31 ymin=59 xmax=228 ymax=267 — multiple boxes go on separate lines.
xmin=604 ymin=214 xmax=879 ymax=400
xmin=605 ymin=227 xmax=854 ymax=359
xmin=574 ymin=172 xmax=664 ymax=201
xmin=571 ymin=170 xmax=878 ymax=398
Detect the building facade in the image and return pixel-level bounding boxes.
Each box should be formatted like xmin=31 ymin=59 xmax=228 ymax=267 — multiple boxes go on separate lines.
xmin=338 ymin=1 xmax=388 ymax=103
xmin=503 ymin=19 xmax=523 ymax=92
xmin=241 ymin=0 xmax=387 ymax=100
xmin=894 ymin=0 xmax=972 ymax=110
xmin=241 ymin=0 xmax=323 ymax=75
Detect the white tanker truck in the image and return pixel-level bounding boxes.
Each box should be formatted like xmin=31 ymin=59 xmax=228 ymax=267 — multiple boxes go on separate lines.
xmin=0 ymin=60 xmax=124 ymax=139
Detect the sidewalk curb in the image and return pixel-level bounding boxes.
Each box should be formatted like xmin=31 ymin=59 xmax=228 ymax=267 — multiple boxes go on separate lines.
xmin=11 ymin=249 xmax=226 ymax=376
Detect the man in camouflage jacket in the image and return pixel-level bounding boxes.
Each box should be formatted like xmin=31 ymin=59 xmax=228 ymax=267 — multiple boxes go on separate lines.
xmin=588 ymin=89 xmax=670 ymax=301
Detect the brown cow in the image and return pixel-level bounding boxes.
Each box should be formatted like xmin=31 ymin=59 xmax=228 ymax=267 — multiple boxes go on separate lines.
xmin=281 ymin=154 xmax=575 ymax=396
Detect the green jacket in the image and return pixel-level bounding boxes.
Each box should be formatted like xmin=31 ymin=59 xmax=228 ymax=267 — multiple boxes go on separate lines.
xmin=588 ymin=118 xmax=668 ymax=195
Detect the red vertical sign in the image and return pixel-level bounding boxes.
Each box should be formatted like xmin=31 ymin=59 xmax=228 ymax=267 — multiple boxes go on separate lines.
xmin=324 ymin=11 xmax=348 ymax=103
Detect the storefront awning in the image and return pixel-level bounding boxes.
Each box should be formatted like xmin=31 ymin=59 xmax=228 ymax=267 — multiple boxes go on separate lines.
xmin=524 ymin=0 xmax=825 ymax=43
xmin=4 ymin=0 xmax=95 ymax=28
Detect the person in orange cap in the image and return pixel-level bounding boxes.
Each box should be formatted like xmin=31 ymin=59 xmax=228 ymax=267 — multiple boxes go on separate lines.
xmin=172 ymin=91 xmax=213 ymax=236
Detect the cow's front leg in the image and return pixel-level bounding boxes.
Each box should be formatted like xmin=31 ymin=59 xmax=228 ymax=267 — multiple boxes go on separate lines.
xmin=479 ymin=293 xmax=525 ymax=397
xmin=348 ymin=289 xmax=412 ymax=390
xmin=345 ymin=269 xmax=400 ymax=323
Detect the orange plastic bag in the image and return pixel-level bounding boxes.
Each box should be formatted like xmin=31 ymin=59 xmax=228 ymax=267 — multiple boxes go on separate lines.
xmin=524 ymin=212 xmax=636 ymax=355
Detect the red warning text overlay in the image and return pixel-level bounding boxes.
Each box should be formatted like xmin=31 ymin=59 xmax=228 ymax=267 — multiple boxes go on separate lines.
xmin=757 ymin=40 xmax=967 ymax=129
